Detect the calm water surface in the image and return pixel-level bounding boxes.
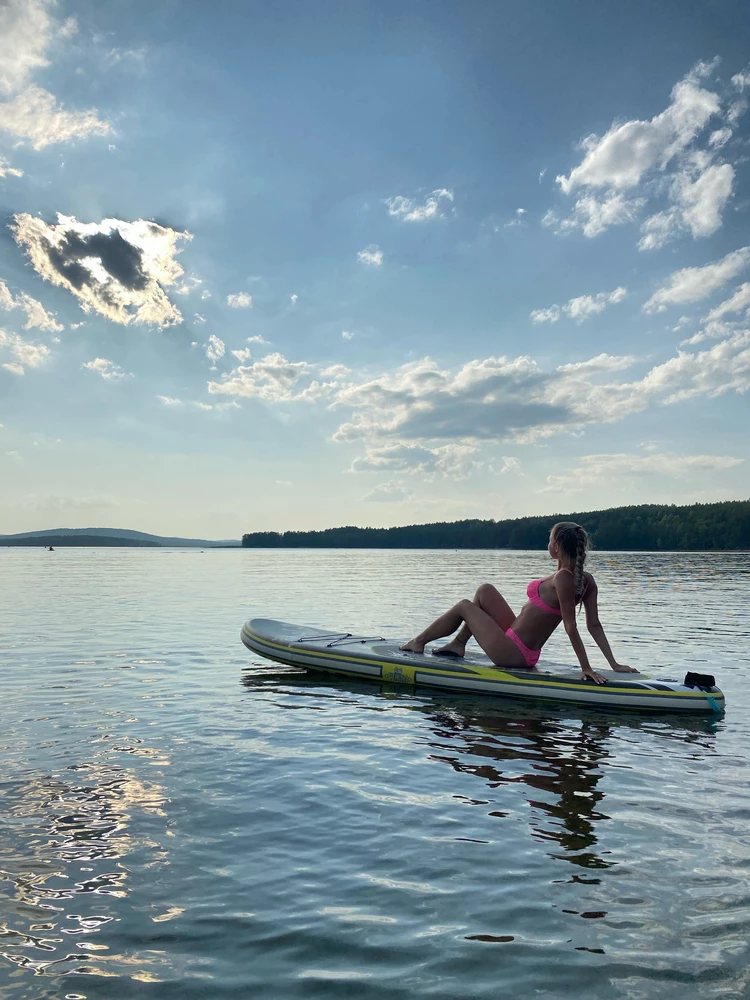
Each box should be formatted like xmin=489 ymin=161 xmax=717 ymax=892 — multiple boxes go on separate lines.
xmin=1 ymin=548 xmax=750 ymax=1000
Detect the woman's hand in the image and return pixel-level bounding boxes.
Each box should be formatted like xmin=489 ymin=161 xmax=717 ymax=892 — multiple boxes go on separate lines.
xmin=612 ymin=662 xmax=639 ymax=673
xmin=581 ymin=668 xmax=607 ymax=685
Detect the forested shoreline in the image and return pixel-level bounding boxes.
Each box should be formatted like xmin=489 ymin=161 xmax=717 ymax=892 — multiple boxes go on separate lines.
xmin=242 ymin=500 xmax=750 ymax=551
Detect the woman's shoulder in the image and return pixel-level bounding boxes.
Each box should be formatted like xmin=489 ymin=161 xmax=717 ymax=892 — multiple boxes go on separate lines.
xmin=552 ymin=568 xmax=597 ymax=588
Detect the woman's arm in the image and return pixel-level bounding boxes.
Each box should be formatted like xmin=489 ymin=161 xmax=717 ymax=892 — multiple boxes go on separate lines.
xmin=554 ymin=571 xmax=606 ymax=684
xmin=583 ymin=578 xmax=638 ymax=673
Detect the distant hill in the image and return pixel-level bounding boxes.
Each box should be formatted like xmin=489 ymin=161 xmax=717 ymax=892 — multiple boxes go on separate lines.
xmin=242 ymin=499 xmax=750 ymax=551
xmin=0 ymin=527 xmax=240 ymax=547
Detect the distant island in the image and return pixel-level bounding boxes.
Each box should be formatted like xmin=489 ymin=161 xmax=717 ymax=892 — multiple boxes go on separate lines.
xmin=4 ymin=500 xmax=748 ymax=550
xmin=0 ymin=527 xmax=240 ymax=547
xmin=242 ymin=500 xmax=750 ymax=551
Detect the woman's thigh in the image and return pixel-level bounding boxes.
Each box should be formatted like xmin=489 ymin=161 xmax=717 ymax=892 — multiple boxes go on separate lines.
xmin=476 ymin=583 xmax=516 ymax=632
xmin=459 ymin=600 xmax=528 ymax=667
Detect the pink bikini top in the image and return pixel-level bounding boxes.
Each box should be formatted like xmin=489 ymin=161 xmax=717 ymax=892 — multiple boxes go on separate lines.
xmin=527 ymin=570 xmax=588 ymax=615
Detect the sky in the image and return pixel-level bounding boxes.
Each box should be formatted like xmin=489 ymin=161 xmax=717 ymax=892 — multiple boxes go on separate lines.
xmin=1 ymin=0 xmax=749 ymax=539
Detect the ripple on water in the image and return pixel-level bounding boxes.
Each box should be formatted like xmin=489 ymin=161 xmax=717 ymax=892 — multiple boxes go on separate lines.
xmin=1 ymin=548 xmax=749 ymax=999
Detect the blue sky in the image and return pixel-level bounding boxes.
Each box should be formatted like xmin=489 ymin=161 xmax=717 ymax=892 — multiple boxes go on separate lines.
xmin=1 ymin=0 xmax=749 ymax=538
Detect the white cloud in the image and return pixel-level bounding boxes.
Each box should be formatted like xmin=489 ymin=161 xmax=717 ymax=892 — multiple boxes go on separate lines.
xmin=557 ymin=61 xmax=720 ymax=193
xmin=529 ymin=305 xmax=561 ymax=324
xmin=549 ymin=60 xmax=746 ymax=247
xmin=531 ymin=286 xmax=626 ymax=324
xmin=0 ymin=154 xmax=23 ymax=177
xmin=104 ymin=46 xmax=147 ymax=67
xmin=556 ymin=353 xmax=638 ymax=374
xmin=543 ymin=192 xmax=644 ymax=238
xmin=205 ymin=327 xmax=750 ymax=480
xmin=0 ymin=0 xmax=70 ymax=94
xmin=709 ymin=127 xmax=732 ymax=148
xmin=0 ymin=278 xmax=63 ymax=331
xmin=15 ymin=292 xmax=63 ymax=332
xmin=361 ymin=480 xmax=412 ymax=502
xmin=351 ymin=443 xmax=437 ymax=474
xmin=565 ymin=286 xmax=626 ymax=322
xmin=12 ymin=214 xmax=191 ymax=327
xmin=678 ymin=160 xmax=734 ymax=238
xmin=247 ymin=335 xmax=269 ymax=345
xmin=0 ymin=2 xmax=109 ymax=149
xmin=206 ymin=334 xmax=225 ymax=363
xmin=385 ymin=189 xmax=454 ymax=222
xmin=351 ymin=442 xmax=480 ymax=479
xmin=331 ymin=355 xmax=579 ymax=450
xmin=639 ymin=155 xmax=735 ymax=250
xmin=635 ymin=331 xmax=750 ymax=404
xmin=342 ymin=330 xmax=355 ymax=340
xmin=637 ymin=210 xmax=681 ymax=252
xmin=290 ymin=293 xmax=298 ymax=304
xmin=0 ymin=329 xmax=51 ymax=373
xmin=208 ymin=353 xmax=353 ymax=406
xmin=231 ymin=347 xmax=252 ymax=362
xmin=82 ymin=357 xmax=128 ymax=379
xmin=226 ymin=291 xmax=252 ymax=308
xmin=357 ymin=245 xmax=383 ymax=267
xmin=537 ymin=451 xmax=743 ymax=494
xmin=2 ymin=362 xmax=25 ymax=376
xmin=499 ymin=456 xmax=521 ymax=474
xmin=208 ymin=352 xmax=322 ymax=402
xmin=643 ymin=247 xmax=750 ymax=312
xmin=334 ymin=333 xmax=750 ymax=457
xmin=505 ymin=207 xmax=527 ymax=229
xmin=157 ymin=395 xmax=182 ymax=406
xmin=320 ymin=364 xmax=351 ymax=379
xmin=704 ymin=283 xmax=750 ymax=323
xmin=174 ymin=276 xmax=203 ymax=296
xmin=0 ymin=85 xmax=110 ymax=149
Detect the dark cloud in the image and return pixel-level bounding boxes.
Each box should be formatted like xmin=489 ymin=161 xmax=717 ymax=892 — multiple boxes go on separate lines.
xmin=12 ymin=214 xmax=191 ymax=327
xmin=395 ymin=397 xmax=573 ymax=440
xmin=47 ymin=228 xmax=148 ymax=291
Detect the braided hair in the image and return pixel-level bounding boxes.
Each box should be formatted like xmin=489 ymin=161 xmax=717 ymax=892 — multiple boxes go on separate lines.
xmin=551 ymin=522 xmax=589 ymax=603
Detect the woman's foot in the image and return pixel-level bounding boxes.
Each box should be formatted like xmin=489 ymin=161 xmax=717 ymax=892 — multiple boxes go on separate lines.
xmin=432 ymin=638 xmax=466 ymax=658
xmin=399 ymin=638 xmax=426 ymax=654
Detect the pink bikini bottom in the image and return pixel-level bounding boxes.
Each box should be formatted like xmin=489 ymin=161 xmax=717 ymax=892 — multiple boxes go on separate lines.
xmin=505 ymin=627 xmax=541 ymax=668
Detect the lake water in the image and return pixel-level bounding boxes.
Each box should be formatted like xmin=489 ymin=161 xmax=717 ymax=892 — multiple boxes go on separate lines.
xmin=2 ymin=547 xmax=750 ymax=1000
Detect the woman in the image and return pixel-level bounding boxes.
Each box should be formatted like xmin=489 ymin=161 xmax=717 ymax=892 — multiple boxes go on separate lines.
xmin=399 ymin=521 xmax=637 ymax=684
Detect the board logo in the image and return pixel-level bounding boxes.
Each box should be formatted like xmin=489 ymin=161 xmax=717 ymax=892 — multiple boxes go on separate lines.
xmin=383 ymin=665 xmax=411 ymax=684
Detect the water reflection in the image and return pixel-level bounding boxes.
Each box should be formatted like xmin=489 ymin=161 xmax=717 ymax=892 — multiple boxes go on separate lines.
xmin=425 ymin=702 xmax=717 ymax=867
xmin=242 ymin=667 xmax=719 ymax=876
xmin=425 ymin=709 xmax=613 ymax=867
xmin=0 ymin=755 xmax=170 ymax=987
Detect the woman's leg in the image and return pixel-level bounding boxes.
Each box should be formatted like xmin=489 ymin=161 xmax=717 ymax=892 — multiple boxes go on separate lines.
xmin=400 ymin=594 xmax=526 ymax=667
xmin=433 ymin=583 xmax=515 ymax=657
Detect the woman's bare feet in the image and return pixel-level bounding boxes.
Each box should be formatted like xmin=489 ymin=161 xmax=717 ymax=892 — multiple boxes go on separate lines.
xmin=432 ymin=638 xmax=466 ymax=658
xmin=399 ymin=638 xmax=426 ymax=654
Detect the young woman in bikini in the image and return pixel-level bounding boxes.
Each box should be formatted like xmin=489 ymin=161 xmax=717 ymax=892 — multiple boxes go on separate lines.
xmin=399 ymin=521 xmax=637 ymax=684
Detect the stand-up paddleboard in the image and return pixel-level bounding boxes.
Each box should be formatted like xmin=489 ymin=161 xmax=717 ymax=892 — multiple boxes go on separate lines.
xmin=241 ymin=619 xmax=725 ymax=714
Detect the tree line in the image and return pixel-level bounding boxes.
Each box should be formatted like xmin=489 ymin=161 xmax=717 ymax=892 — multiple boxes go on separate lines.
xmin=242 ymin=500 xmax=750 ymax=551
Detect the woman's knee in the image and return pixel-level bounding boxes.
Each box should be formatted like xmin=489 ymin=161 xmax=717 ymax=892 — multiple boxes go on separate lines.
xmin=475 ymin=582 xmax=498 ymax=601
